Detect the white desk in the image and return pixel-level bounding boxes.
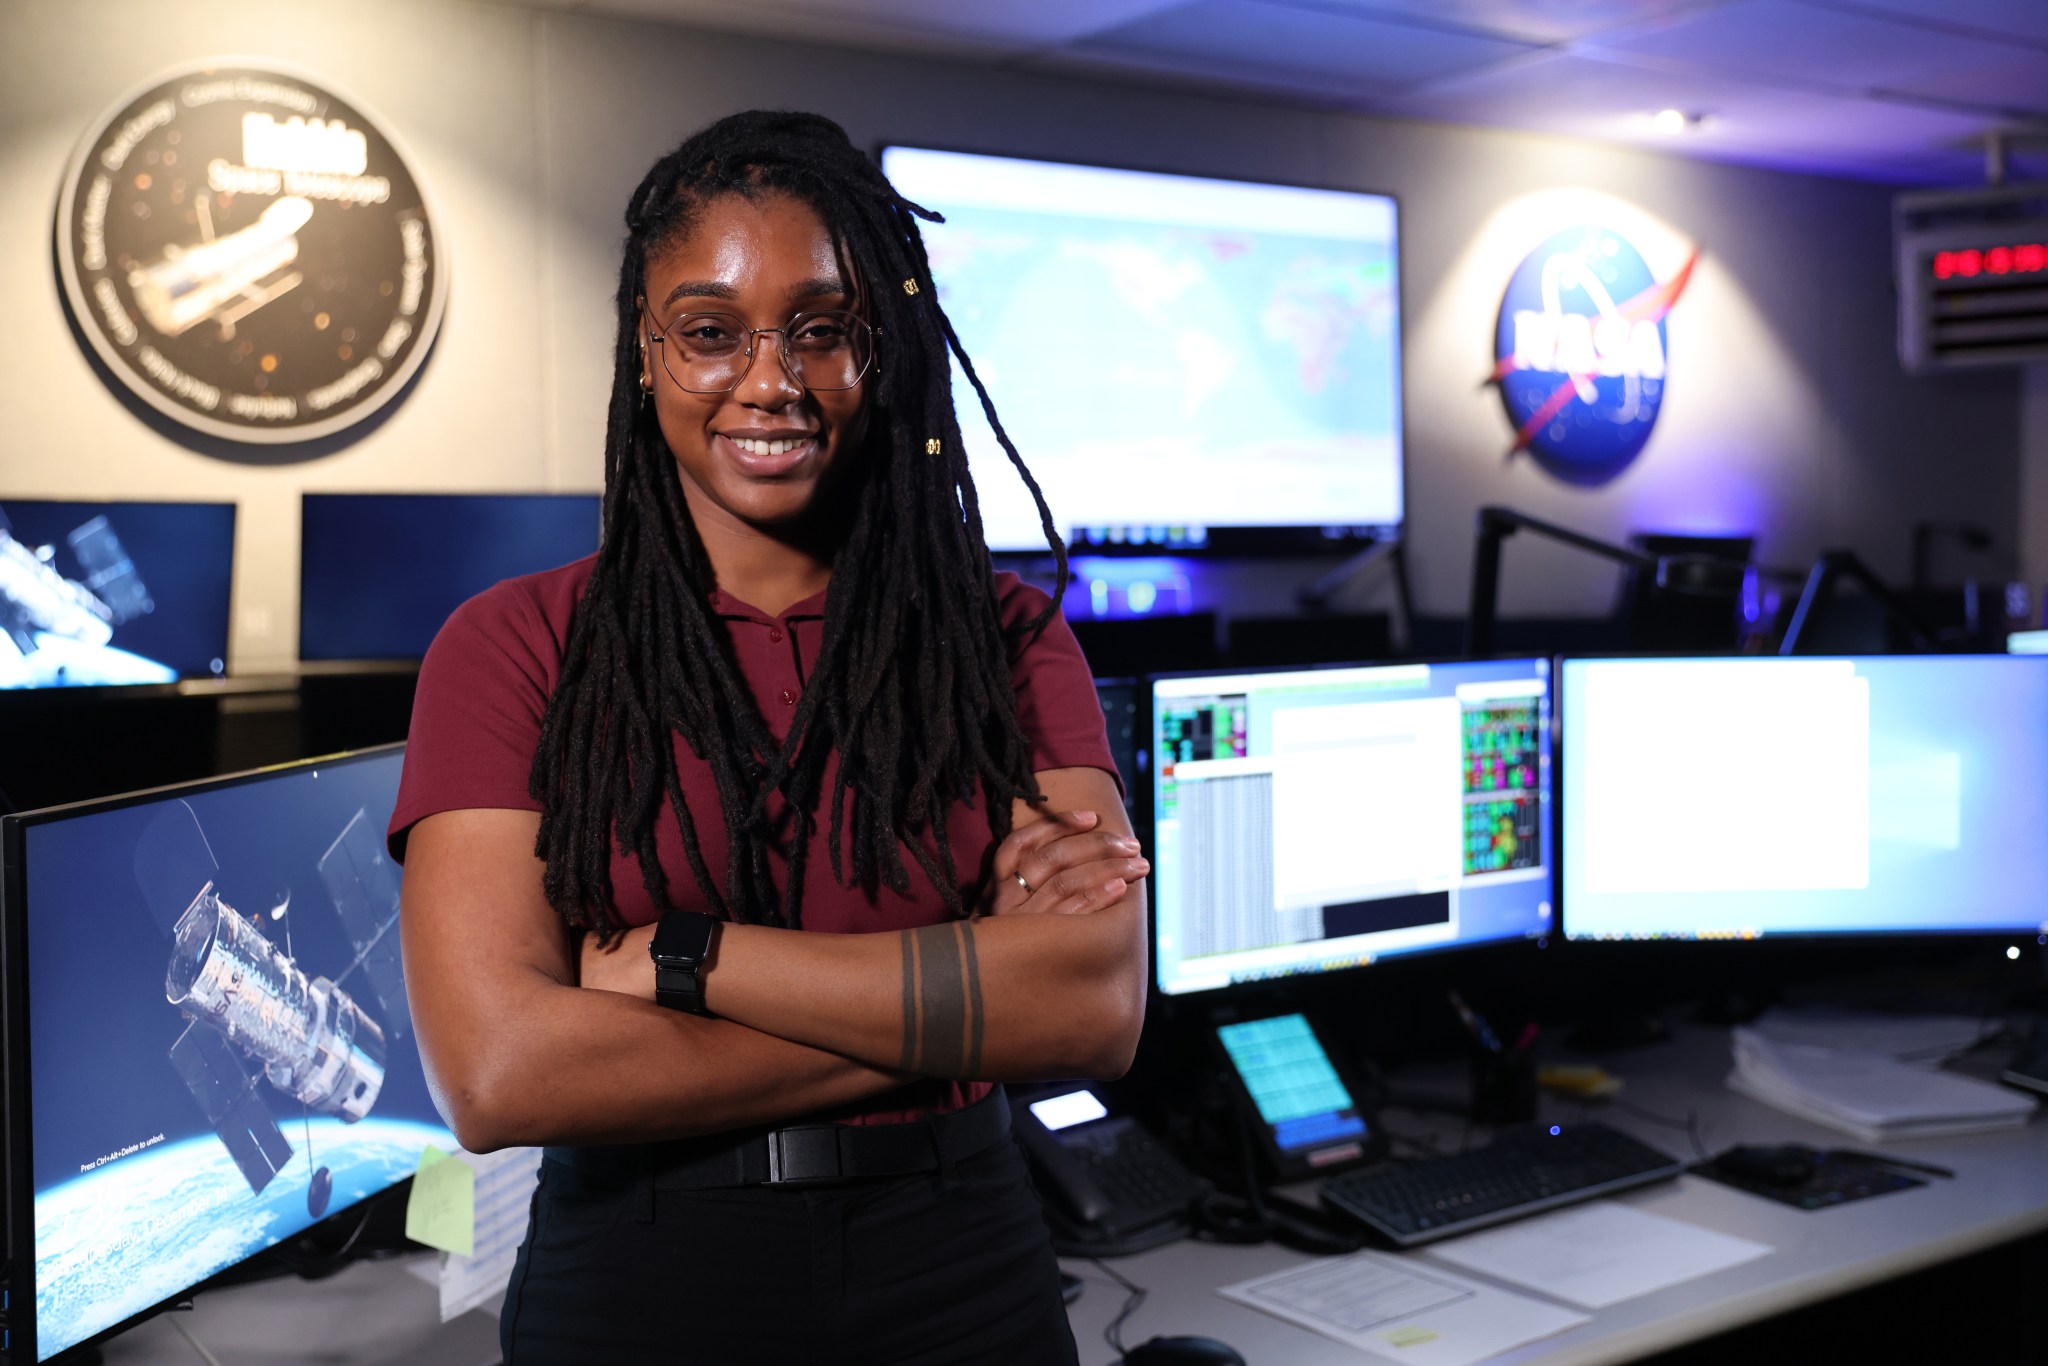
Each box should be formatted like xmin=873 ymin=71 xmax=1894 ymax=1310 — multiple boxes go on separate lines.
xmin=86 ymin=1258 xmax=501 ymax=1366
xmin=69 ymin=1028 xmax=2047 ymax=1365
xmin=1060 ymin=1028 xmax=2048 ymax=1366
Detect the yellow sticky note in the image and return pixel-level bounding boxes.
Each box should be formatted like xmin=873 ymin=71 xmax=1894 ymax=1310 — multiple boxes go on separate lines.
xmin=1382 ymin=1326 xmax=1441 ymax=1349
xmin=405 ymin=1143 xmax=475 ymax=1256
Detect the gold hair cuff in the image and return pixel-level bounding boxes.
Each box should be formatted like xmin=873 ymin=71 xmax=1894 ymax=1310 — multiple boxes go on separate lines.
xmin=925 ymin=438 xmax=942 ymax=454
xmin=902 ymin=278 xmax=920 ymax=295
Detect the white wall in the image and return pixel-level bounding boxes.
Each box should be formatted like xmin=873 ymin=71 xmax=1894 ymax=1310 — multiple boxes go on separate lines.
xmin=0 ymin=0 xmax=2020 ymax=671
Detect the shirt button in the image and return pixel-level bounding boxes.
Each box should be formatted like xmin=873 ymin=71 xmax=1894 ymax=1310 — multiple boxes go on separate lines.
xmin=780 ymin=688 xmax=797 ymax=707
xmin=768 ymin=627 xmax=784 ymax=643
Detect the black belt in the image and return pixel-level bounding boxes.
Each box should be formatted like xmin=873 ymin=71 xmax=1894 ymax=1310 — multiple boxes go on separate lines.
xmin=544 ymin=1085 xmax=1010 ymax=1190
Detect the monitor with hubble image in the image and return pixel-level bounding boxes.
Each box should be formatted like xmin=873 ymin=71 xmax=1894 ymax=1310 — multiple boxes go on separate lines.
xmin=1561 ymin=655 xmax=2048 ymax=941
xmin=0 ymin=745 xmax=458 ymax=1362
xmin=1150 ymin=659 xmax=1554 ymax=997
xmin=880 ymin=145 xmax=1403 ymax=554
xmin=299 ymin=492 xmax=601 ymax=661
xmin=0 ymin=499 xmax=235 ymax=688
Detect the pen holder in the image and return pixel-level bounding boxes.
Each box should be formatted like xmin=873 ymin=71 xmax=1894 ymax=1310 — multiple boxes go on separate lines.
xmin=1469 ymin=1049 xmax=1538 ymax=1125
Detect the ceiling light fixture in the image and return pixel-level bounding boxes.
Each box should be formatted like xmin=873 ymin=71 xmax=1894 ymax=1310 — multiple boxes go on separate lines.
xmin=1652 ymin=109 xmax=1689 ymax=136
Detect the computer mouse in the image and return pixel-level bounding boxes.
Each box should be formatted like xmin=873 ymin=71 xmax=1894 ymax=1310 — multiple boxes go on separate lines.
xmin=1716 ymin=1143 xmax=1816 ymax=1187
xmin=1122 ymin=1334 xmax=1248 ymax=1365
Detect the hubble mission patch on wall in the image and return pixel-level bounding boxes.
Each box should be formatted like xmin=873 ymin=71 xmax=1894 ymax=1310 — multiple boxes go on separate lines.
xmin=54 ymin=63 xmax=446 ymax=445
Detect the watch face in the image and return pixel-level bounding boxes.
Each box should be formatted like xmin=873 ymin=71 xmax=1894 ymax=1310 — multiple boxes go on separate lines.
xmin=652 ymin=912 xmax=716 ymax=961
xmin=54 ymin=61 xmax=446 ymax=447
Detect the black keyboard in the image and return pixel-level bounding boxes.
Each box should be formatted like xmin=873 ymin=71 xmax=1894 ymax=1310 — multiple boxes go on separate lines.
xmin=1320 ymin=1121 xmax=1686 ymax=1247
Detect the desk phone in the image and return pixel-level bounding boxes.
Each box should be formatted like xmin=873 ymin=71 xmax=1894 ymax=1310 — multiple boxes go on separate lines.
xmin=1011 ymin=1087 xmax=1206 ymax=1255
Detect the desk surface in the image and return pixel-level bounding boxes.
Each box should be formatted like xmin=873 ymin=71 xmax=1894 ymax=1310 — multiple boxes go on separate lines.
xmin=73 ymin=1027 xmax=2048 ymax=1366
xmin=1060 ymin=1027 xmax=2048 ymax=1366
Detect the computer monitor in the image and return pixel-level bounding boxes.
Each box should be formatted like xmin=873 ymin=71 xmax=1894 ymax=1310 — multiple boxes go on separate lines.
xmin=299 ymin=492 xmax=601 ymax=661
xmin=1094 ymin=678 xmax=1143 ymax=828
xmin=0 ymin=746 xmax=457 ymax=1361
xmin=1150 ymin=659 xmax=1554 ymax=997
xmin=0 ymin=499 xmax=234 ymax=688
xmin=2009 ymin=629 xmax=2048 ymax=655
xmin=879 ymin=145 xmax=1403 ymax=555
xmin=1560 ymin=656 xmax=2048 ymax=941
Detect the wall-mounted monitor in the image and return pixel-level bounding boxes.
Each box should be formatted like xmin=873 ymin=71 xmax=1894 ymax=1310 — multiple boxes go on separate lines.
xmin=1151 ymin=658 xmax=1553 ymax=997
xmin=0 ymin=499 xmax=234 ymax=688
xmin=1 ymin=745 xmax=456 ymax=1361
xmin=1561 ymin=656 xmax=2048 ymax=941
xmin=880 ymin=146 xmax=1403 ymax=555
xmin=299 ymin=493 xmax=601 ymax=662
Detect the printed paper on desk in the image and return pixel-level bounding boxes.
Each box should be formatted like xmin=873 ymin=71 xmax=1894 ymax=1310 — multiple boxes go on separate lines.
xmin=439 ymin=1145 xmax=543 ymax=1322
xmin=1220 ymin=1251 xmax=1587 ymax=1366
xmin=1425 ymin=1202 xmax=1772 ymax=1309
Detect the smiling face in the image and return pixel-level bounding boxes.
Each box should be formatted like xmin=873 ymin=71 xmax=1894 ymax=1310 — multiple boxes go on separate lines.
xmin=638 ymin=192 xmax=869 ymax=548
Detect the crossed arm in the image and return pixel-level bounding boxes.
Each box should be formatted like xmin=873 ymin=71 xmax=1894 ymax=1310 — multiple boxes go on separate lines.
xmin=399 ymin=766 xmax=1147 ymax=1153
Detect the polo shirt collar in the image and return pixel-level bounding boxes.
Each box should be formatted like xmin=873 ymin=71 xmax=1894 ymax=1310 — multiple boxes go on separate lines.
xmin=706 ymin=584 xmax=830 ymax=623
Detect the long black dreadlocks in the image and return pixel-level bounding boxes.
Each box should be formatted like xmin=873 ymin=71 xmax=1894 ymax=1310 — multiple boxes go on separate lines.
xmin=529 ymin=110 xmax=1069 ymax=941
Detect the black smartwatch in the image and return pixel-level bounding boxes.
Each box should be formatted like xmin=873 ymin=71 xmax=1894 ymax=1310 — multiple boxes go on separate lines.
xmin=649 ymin=910 xmax=721 ymax=1014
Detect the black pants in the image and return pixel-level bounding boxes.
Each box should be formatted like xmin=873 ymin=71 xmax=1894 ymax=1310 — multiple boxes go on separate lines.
xmin=499 ymin=1131 xmax=1080 ymax=1364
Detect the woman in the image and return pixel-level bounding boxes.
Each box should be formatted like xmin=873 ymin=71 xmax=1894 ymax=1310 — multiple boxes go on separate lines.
xmin=391 ymin=110 xmax=1149 ymax=1364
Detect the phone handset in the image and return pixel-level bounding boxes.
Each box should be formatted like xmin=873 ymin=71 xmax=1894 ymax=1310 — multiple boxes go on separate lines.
xmin=1014 ymin=1106 xmax=1113 ymax=1227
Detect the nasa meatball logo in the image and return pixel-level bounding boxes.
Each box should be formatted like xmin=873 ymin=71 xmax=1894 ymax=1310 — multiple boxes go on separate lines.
xmin=1490 ymin=226 xmax=1698 ymax=485
xmin=55 ymin=63 xmax=446 ymax=446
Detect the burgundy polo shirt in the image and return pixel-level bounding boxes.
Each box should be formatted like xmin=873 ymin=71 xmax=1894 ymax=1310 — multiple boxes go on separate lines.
xmin=388 ymin=555 xmax=1116 ymax=1124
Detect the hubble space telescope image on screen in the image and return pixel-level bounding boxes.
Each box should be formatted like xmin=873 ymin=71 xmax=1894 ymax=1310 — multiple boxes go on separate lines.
xmin=10 ymin=747 xmax=456 ymax=1361
xmin=0 ymin=499 xmax=234 ymax=688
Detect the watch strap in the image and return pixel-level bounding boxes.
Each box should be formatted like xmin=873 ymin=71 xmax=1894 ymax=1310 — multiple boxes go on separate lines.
xmin=649 ymin=910 xmax=720 ymax=1015
xmin=654 ymin=960 xmax=709 ymax=1013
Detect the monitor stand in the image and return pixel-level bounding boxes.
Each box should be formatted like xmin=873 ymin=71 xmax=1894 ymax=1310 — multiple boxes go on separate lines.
xmin=1562 ymin=1013 xmax=1674 ymax=1053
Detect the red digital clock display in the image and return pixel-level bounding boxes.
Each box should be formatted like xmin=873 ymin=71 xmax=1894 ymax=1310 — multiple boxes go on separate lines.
xmin=1931 ymin=243 xmax=2048 ymax=280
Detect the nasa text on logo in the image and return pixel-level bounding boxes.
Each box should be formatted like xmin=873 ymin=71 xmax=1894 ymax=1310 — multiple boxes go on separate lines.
xmin=1490 ymin=226 xmax=1698 ymax=486
xmin=55 ymin=63 xmax=446 ymax=447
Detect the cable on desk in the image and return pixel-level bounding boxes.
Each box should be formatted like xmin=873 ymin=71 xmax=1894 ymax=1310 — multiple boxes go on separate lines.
xmin=1090 ymin=1256 xmax=1148 ymax=1360
xmin=169 ymin=1313 xmax=228 ymax=1366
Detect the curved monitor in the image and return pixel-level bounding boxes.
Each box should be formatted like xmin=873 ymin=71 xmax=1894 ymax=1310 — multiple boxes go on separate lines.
xmin=1561 ymin=655 xmax=2048 ymax=941
xmin=1151 ymin=658 xmax=1554 ymax=997
xmin=1 ymin=746 xmax=457 ymax=1361
xmin=880 ymin=146 xmax=1403 ymax=555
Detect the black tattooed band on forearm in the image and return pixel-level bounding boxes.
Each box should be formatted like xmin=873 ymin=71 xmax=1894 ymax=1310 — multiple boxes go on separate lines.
xmin=898 ymin=922 xmax=985 ymax=1076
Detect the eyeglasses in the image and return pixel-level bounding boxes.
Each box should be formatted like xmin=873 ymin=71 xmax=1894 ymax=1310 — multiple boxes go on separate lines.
xmin=645 ymin=309 xmax=878 ymax=394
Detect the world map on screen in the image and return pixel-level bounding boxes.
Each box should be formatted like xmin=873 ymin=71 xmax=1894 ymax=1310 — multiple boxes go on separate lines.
xmin=924 ymin=205 xmax=1403 ymax=551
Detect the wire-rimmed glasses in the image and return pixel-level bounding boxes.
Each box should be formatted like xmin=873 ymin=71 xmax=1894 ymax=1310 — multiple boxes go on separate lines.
xmin=646 ymin=309 xmax=877 ymax=394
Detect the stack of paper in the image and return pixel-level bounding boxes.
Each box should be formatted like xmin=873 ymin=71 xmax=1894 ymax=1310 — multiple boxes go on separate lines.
xmin=1746 ymin=1006 xmax=1997 ymax=1061
xmin=1728 ymin=1028 xmax=2036 ymax=1142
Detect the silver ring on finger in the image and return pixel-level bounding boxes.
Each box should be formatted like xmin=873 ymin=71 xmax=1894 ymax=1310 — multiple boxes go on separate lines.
xmin=1014 ymin=871 xmax=1032 ymax=894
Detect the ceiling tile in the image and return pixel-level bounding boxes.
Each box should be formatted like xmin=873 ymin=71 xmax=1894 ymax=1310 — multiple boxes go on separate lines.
xmin=745 ymin=0 xmax=1192 ymax=44
xmin=1585 ymin=0 xmax=2023 ymax=94
xmin=573 ymin=0 xmax=1189 ymax=51
xmin=1813 ymin=0 xmax=2048 ymax=46
xmin=1887 ymin=48 xmax=2048 ymax=117
xmin=1386 ymin=49 xmax=1997 ymax=180
xmin=1275 ymin=0 xmax=1736 ymax=45
xmin=1392 ymin=47 xmax=1790 ymax=123
xmin=1075 ymin=0 xmax=1541 ymax=93
xmin=1021 ymin=45 xmax=1370 ymax=105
